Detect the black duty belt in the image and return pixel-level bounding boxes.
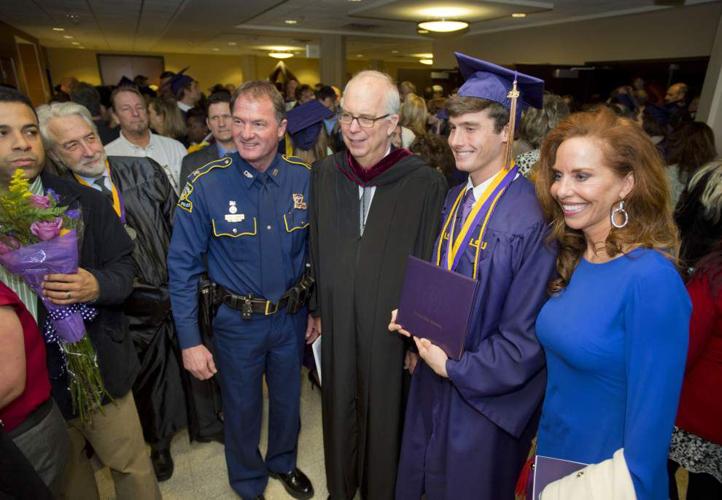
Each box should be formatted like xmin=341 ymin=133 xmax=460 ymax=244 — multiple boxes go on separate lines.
xmin=216 ymin=273 xmax=313 ymax=320
xmin=220 ymin=290 xmax=289 ymax=318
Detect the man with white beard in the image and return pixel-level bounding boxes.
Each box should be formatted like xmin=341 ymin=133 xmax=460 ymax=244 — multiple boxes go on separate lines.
xmin=37 ymin=101 xmax=189 ymax=482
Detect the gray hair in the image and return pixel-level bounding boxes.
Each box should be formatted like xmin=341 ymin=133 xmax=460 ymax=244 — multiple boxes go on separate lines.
xmin=342 ymin=70 xmax=400 ymax=116
xmin=688 ymin=159 xmax=722 ymax=223
xmin=36 ymin=101 xmax=99 ymax=151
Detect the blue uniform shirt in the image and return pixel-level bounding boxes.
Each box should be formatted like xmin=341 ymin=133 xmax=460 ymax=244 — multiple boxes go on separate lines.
xmin=168 ymin=152 xmax=311 ymax=349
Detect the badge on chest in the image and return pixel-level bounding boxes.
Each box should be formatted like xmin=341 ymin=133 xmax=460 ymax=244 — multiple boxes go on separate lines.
xmin=224 ymin=200 xmax=245 ymax=222
xmin=293 ymin=193 xmax=307 ymax=210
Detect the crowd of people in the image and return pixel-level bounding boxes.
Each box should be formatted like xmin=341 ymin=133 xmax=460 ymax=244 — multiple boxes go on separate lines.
xmin=0 ymin=52 xmax=720 ymax=500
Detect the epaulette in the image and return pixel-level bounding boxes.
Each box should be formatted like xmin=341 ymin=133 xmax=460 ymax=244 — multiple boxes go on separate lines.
xmin=177 ymin=156 xmax=232 ymax=214
xmin=282 ymin=155 xmax=311 ymax=170
xmin=189 ymin=156 xmax=233 ymax=184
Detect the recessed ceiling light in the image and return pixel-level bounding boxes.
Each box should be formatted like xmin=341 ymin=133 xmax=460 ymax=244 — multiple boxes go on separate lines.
xmin=212 ymin=48 xmax=220 ymax=51
xmin=228 ymin=42 xmax=237 ymax=46
xmin=284 ymin=19 xmax=298 ymax=25
xmin=419 ymin=59 xmax=433 ymax=65
xmin=512 ymin=12 xmax=527 ymax=18
xmin=269 ymin=52 xmax=293 ymax=59
xmin=391 ymin=50 xmax=399 ymax=54
xmin=356 ymin=54 xmax=364 ymax=58
xmin=348 ymin=0 xmax=362 ymax=2
xmin=71 ymin=41 xmax=80 ymax=45
xmin=417 ymin=29 xmax=429 ymax=34
xmin=412 ymin=53 xmax=434 ymax=59
xmin=52 ymin=27 xmax=64 ymax=32
xmin=78 ymin=46 xmax=85 ymax=49
xmin=63 ymin=35 xmax=73 ymax=39
xmin=417 ymin=20 xmax=469 ymax=33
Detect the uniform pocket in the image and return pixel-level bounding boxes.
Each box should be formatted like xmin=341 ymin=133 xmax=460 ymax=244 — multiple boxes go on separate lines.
xmin=283 ymin=210 xmax=309 ymax=233
xmin=211 ymin=217 xmax=257 ymax=237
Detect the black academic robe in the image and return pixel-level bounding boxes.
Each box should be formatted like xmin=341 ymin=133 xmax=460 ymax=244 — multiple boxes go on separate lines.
xmin=104 ymin=156 xmax=190 ymax=445
xmin=309 ymin=151 xmax=447 ymax=499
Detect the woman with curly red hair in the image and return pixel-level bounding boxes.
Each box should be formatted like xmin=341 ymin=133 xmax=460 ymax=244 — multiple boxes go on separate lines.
xmin=533 ymin=107 xmax=691 ymax=499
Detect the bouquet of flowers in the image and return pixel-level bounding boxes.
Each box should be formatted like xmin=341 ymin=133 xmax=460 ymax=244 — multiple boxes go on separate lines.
xmin=0 ymin=169 xmax=109 ymax=423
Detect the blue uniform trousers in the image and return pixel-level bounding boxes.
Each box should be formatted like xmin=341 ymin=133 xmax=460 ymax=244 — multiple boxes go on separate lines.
xmin=212 ymin=304 xmax=305 ymax=499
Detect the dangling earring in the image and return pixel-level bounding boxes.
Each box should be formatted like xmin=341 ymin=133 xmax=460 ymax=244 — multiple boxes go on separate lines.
xmin=611 ymin=200 xmax=629 ymax=229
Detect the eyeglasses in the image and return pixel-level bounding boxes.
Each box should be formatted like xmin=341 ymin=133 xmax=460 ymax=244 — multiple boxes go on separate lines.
xmin=337 ymin=111 xmax=390 ymax=128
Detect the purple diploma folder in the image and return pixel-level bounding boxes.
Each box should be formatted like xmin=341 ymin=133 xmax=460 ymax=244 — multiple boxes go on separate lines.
xmin=531 ymin=455 xmax=587 ymax=499
xmin=396 ymin=256 xmax=479 ymax=360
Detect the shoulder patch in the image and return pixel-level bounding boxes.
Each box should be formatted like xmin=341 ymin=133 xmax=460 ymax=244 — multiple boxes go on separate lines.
xmin=177 ymin=182 xmax=194 ymax=213
xmin=282 ymin=155 xmax=311 ymax=170
xmin=189 ymin=156 xmax=233 ymax=184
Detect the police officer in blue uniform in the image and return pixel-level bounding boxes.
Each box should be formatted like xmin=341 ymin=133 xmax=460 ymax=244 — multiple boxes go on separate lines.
xmin=168 ymin=81 xmax=316 ymax=500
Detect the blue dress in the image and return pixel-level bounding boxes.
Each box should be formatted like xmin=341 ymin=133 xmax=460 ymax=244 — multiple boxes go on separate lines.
xmin=536 ymin=248 xmax=691 ymax=500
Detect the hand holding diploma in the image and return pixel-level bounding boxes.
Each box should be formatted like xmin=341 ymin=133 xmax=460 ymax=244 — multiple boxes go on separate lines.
xmin=390 ymin=309 xmax=448 ymax=378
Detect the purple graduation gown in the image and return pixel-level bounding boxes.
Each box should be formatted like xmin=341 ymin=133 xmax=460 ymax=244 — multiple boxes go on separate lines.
xmin=396 ymin=176 xmax=556 ymax=500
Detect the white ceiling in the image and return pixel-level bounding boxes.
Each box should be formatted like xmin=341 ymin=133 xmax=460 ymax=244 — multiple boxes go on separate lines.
xmin=0 ymin=0 xmax=719 ymax=63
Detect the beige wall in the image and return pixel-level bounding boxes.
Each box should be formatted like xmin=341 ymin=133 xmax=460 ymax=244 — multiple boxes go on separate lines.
xmin=255 ymin=57 xmax=320 ymax=86
xmin=434 ymin=3 xmax=722 ymax=67
xmin=45 ymin=48 xmax=249 ymax=92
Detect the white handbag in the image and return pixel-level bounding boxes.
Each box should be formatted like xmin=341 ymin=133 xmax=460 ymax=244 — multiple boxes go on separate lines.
xmin=540 ymin=448 xmax=636 ymax=500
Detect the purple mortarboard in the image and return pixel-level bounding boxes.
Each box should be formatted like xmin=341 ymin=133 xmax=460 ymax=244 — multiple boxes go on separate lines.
xmin=455 ymin=52 xmax=544 ymax=112
xmin=287 ymin=100 xmax=334 ymax=151
xmin=170 ymin=67 xmax=193 ymax=95
xmin=455 ymin=52 xmax=544 ymax=169
xmin=117 ymin=75 xmax=134 ymax=87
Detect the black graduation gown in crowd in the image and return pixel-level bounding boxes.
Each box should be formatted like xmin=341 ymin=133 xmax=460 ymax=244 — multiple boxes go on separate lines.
xmin=309 ymin=151 xmax=447 ymax=499
xmin=102 ymin=156 xmax=190 ymax=445
xmin=41 ymin=172 xmax=139 ymax=418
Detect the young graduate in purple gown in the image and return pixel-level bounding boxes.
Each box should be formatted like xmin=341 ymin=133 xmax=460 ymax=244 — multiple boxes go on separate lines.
xmin=389 ymin=53 xmax=556 ymax=499
xmin=533 ymin=107 xmax=690 ymax=499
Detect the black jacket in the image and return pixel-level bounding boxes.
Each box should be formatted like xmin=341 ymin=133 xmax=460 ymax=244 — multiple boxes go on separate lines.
xmin=41 ymin=172 xmax=139 ymax=418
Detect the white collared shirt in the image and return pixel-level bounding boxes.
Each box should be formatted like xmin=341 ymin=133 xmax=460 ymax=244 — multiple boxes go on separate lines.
xmin=177 ymin=101 xmax=192 ymax=113
xmin=77 ymin=172 xmax=112 ymax=192
xmin=105 ymin=131 xmax=187 ymax=193
xmin=464 ymin=169 xmax=520 ymax=200
xmin=464 ymin=173 xmax=496 ymax=201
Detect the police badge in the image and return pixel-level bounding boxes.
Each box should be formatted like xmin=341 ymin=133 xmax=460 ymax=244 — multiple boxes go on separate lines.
xmin=292 ymin=193 xmax=307 ymax=210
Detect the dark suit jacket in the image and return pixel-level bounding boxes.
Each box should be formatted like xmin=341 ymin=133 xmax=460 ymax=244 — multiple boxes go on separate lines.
xmin=40 ymin=172 xmax=139 ymax=419
xmin=179 ymin=143 xmax=221 ymax=184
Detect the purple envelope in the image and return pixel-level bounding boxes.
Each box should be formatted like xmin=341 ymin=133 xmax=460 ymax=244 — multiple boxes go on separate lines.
xmin=396 ymin=256 xmax=479 ymax=360
xmin=531 ymin=455 xmax=588 ymax=499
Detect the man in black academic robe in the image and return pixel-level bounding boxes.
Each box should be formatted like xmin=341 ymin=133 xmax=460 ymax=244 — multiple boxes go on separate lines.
xmin=308 ymin=70 xmax=447 ymax=500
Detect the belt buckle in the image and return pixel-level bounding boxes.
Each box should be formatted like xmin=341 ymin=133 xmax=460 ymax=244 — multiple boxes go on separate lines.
xmin=264 ymin=300 xmax=279 ymax=316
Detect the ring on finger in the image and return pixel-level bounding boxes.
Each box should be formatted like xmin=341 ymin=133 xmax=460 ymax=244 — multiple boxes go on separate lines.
xmin=66 ymin=291 xmax=71 ymax=299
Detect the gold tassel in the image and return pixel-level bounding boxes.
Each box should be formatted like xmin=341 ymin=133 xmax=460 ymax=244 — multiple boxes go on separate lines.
xmin=504 ymin=78 xmax=520 ymax=171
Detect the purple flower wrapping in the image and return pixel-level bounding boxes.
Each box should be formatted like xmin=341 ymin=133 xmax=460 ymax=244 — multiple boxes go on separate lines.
xmin=0 ymin=230 xmax=88 ymax=343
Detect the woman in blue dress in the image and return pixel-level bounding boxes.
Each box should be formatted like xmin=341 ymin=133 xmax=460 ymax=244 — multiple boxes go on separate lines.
xmin=533 ymin=107 xmax=691 ymax=499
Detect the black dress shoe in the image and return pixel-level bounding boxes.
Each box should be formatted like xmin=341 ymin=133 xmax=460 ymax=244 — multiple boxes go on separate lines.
xmin=269 ymin=467 xmax=313 ymax=499
xmin=150 ymin=447 xmax=174 ymax=482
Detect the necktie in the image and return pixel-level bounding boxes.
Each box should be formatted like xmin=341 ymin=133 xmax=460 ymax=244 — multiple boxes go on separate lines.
xmin=258 ymin=173 xmax=285 ymax=303
xmin=454 ymin=188 xmax=475 ymax=236
xmin=93 ymin=176 xmax=113 ymax=200
xmin=360 ymin=187 xmax=373 ymax=236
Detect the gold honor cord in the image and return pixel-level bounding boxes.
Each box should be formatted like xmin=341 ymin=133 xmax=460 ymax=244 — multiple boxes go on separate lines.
xmin=445 ymin=169 xmax=507 ymax=271
xmin=435 ymin=79 xmax=521 ymax=277
xmin=73 ymin=161 xmax=122 ymax=219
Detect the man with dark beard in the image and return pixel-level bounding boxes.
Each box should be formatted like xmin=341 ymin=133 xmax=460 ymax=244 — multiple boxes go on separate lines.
xmin=37 ymin=101 xmax=190 ymax=481
xmin=308 ymin=70 xmax=447 ymax=499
